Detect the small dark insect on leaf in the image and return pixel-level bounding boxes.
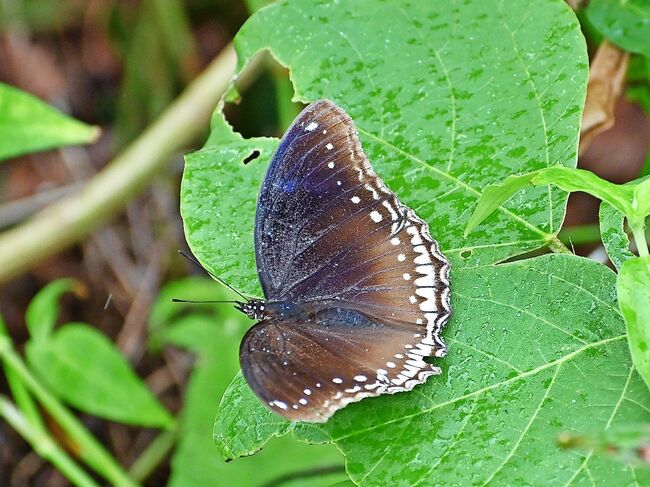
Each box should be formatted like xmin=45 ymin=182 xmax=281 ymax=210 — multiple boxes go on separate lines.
xmin=243 ymin=150 xmax=260 ymax=164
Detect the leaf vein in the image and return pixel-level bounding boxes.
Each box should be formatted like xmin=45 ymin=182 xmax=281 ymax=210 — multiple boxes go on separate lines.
xmin=481 ymin=363 xmax=562 ymax=485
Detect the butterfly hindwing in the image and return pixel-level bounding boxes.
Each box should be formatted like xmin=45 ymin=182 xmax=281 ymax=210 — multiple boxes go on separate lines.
xmin=240 ymin=307 xmax=441 ymax=423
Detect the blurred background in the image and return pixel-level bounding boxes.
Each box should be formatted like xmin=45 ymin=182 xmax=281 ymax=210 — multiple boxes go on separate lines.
xmin=0 ymin=0 xmax=649 ymax=485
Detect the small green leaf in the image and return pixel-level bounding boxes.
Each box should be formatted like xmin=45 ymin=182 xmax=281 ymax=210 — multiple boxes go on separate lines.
xmin=599 ymin=201 xmax=635 ymax=270
xmin=586 ymin=0 xmax=650 ymax=58
xmin=466 ymin=167 xmax=637 ymax=237
xmin=26 ymin=279 xmax=80 ymax=344
xmin=216 ymin=254 xmax=650 ymax=485
xmin=464 ymin=173 xmax=536 ymax=237
xmin=617 ymin=256 xmax=650 ymax=390
xmin=0 ymin=83 xmax=99 ymax=161
xmin=26 ymin=324 xmax=174 ymax=429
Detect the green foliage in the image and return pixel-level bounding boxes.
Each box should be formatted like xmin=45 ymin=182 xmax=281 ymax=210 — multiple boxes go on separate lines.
xmin=26 ymin=323 xmax=174 ymax=429
xmin=0 ymin=291 xmax=142 ymax=486
xmin=182 ymin=0 xmax=588 ymax=299
xmin=0 ymin=83 xmax=99 ymax=161
xmin=175 ymin=0 xmax=650 ymax=484
xmin=149 ymin=278 xmax=346 ymax=486
xmin=215 ymin=255 xmax=650 ymax=485
xmin=467 ymin=170 xmax=650 ymax=401
xmin=585 ymin=0 xmax=650 ymax=58
xmin=617 ymin=256 xmax=650 ymax=390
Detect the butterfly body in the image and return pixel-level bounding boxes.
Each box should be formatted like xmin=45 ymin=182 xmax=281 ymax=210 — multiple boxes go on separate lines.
xmin=237 ymin=100 xmax=451 ymax=422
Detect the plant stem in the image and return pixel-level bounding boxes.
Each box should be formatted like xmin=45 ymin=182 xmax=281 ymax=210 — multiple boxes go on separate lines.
xmin=0 ymin=395 xmax=100 ymax=487
xmin=128 ymin=429 xmax=178 ymax=482
xmin=0 ymin=316 xmax=46 ymax=431
xmin=547 ymin=236 xmax=573 ymax=254
xmin=629 ymin=217 xmax=649 ymax=257
xmin=558 ymin=224 xmax=601 ymax=247
xmin=0 ymin=43 xmax=262 ymax=284
xmin=0 ymin=336 xmax=140 ymax=487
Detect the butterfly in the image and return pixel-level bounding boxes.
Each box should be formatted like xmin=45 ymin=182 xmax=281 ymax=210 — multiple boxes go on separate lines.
xmin=236 ymin=100 xmax=451 ymax=422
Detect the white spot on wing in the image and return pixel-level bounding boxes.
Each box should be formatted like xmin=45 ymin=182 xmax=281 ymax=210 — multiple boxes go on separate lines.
xmin=382 ymin=200 xmax=399 ymax=220
xmin=370 ymin=210 xmax=382 ymax=223
xmin=327 ymin=162 xmax=335 ymax=169
xmin=354 ymin=375 xmax=367 ymax=382
xmin=403 ymin=273 xmax=411 ymax=280
xmin=391 ymin=237 xmax=400 ymax=245
xmin=398 ymin=254 xmax=406 ymax=262
xmin=305 ymin=122 xmax=318 ymax=131
xmin=273 ymin=400 xmax=288 ymax=410
xmin=333 ymin=377 xmax=343 ymax=384
xmin=351 ymin=196 xmax=361 ymax=204
xmin=326 ymin=143 xmax=334 ymax=150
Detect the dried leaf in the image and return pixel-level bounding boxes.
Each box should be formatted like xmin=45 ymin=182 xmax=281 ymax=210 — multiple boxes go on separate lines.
xmin=580 ymin=40 xmax=629 ymax=154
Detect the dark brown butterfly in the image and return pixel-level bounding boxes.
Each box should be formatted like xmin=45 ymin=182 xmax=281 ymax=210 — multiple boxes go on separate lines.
xmin=237 ymin=100 xmax=451 ymax=422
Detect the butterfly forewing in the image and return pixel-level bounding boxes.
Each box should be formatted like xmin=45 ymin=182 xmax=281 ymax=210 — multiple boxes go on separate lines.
xmin=244 ymin=100 xmax=451 ymax=422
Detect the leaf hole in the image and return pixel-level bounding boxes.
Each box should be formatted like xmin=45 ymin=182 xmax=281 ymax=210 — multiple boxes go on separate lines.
xmin=223 ymin=51 xmax=304 ymax=139
xmin=243 ymin=150 xmax=260 ymax=164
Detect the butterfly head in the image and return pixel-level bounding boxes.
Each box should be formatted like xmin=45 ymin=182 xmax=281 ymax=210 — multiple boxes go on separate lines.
xmin=236 ymin=299 xmax=269 ymax=320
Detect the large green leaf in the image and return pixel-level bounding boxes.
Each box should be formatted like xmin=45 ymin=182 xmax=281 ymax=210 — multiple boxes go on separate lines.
xmin=215 ymin=254 xmax=650 ymax=485
xmin=181 ymin=0 xmax=588 ymax=299
xmin=0 ymin=83 xmax=99 ymax=161
xmin=617 ymin=256 xmax=650 ymax=390
xmin=586 ymin=0 xmax=650 ymax=58
xmin=26 ymin=324 xmax=174 ymax=429
xmin=150 ymin=278 xmax=346 ymax=487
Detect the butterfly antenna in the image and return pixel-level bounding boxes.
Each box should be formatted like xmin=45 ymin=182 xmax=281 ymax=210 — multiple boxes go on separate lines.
xmin=177 ymin=249 xmax=250 ymax=302
xmin=172 ymin=298 xmax=241 ymax=304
